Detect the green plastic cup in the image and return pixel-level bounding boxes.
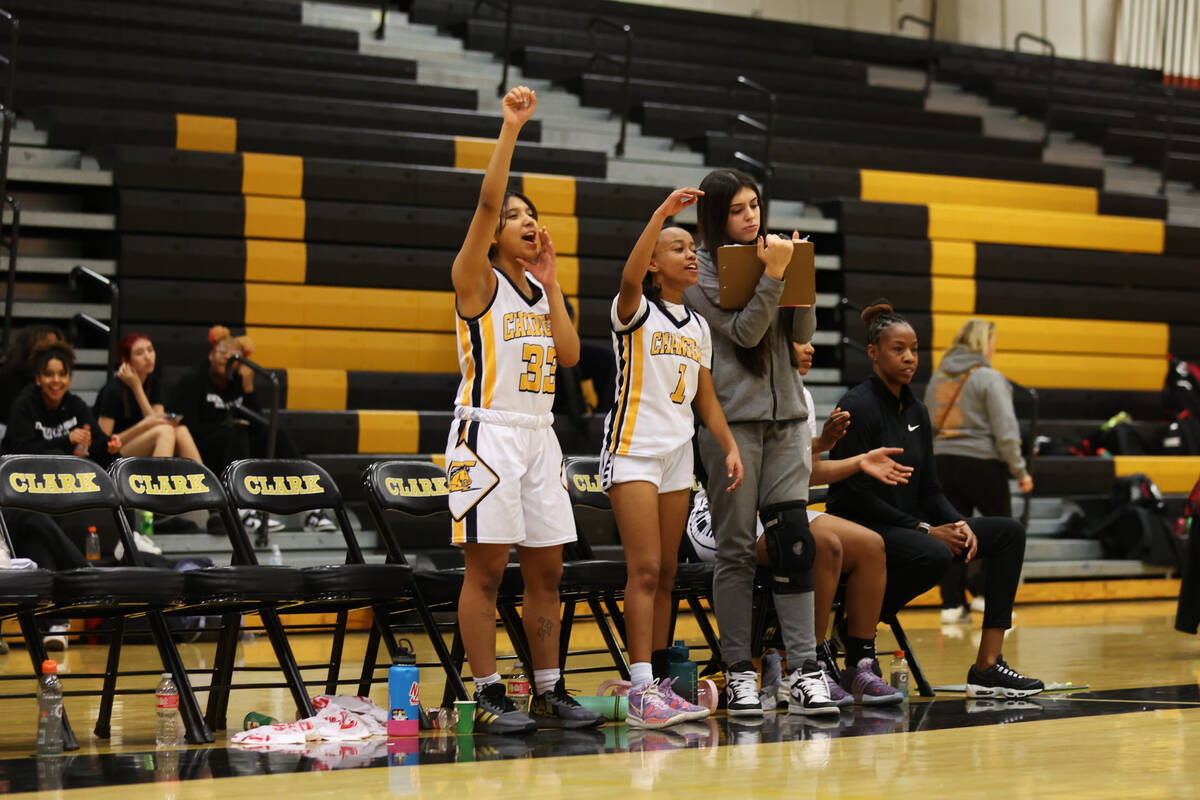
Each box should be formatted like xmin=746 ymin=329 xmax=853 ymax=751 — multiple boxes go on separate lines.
xmin=454 ymin=700 xmax=476 ymax=734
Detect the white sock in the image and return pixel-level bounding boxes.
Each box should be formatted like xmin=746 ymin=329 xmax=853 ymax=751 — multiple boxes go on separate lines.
xmin=474 ymin=672 xmax=502 ymax=689
xmin=533 ymin=668 xmax=561 ymax=695
xmin=630 ymin=662 xmax=653 ymax=690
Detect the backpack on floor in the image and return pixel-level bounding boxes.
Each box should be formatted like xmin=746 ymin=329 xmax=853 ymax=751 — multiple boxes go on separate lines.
xmin=1159 ymin=410 xmax=1200 ymax=456
xmin=1082 ymin=411 xmax=1150 ymax=456
xmin=1164 ymin=358 xmax=1200 ymax=417
xmin=1086 ymin=474 xmax=1184 ymax=569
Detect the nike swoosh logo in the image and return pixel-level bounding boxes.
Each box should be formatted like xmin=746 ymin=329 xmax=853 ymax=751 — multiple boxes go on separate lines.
xmin=908 ymin=424 xmax=920 ymax=432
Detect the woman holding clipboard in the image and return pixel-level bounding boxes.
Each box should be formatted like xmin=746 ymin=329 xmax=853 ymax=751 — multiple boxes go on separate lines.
xmin=681 ymin=168 xmax=836 ymax=717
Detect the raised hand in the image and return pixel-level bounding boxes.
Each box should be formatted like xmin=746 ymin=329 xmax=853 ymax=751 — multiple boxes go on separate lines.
xmin=755 ymin=233 xmax=794 ymax=280
xmin=501 ymin=85 xmax=537 ymax=128
xmin=116 ymin=362 xmax=139 ymax=389
xmin=517 ymin=227 xmax=558 ymax=288
xmin=656 ymin=187 xmax=703 ymax=219
xmin=818 ymin=407 xmax=850 ymax=452
xmin=861 ymin=446 xmax=914 ymax=486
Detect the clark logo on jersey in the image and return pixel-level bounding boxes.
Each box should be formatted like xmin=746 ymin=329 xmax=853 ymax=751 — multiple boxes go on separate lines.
xmin=446 ymin=443 xmax=499 ymax=521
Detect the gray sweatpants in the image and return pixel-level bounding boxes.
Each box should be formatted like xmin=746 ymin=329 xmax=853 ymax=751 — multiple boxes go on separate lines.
xmin=699 ymin=420 xmax=816 ymax=669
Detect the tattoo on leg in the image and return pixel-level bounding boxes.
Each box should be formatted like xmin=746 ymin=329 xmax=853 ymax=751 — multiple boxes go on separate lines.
xmin=537 ymin=616 xmax=554 ymax=639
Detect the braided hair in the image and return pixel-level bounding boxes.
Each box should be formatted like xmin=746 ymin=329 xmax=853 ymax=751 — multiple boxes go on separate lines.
xmin=861 ymin=298 xmax=908 ymax=345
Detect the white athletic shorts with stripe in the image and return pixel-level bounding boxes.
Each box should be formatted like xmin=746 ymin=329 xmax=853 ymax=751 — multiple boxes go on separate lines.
xmin=599 ymin=441 xmax=693 ymax=493
xmin=444 ymin=406 xmax=577 ymax=547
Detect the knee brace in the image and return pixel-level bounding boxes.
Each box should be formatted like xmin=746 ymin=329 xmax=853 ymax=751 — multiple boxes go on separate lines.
xmin=761 ymin=500 xmax=815 ymax=594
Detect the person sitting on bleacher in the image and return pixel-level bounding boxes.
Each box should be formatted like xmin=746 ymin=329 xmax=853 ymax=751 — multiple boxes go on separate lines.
xmin=0 ymin=324 xmax=66 ymax=432
xmin=827 ymin=300 xmax=1044 ymax=698
xmin=924 ymin=318 xmax=1034 ymax=625
xmin=95 ymin=332 xmax=204 ymax=463
xmin=169 ymin=326 xmax=334 ymax=534
xmin=1 ymin=342 xmax=119 ymax=652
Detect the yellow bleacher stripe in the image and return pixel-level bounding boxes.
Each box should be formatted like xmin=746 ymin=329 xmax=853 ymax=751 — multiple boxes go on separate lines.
xmin=541 ymin=214 xmax=578 ymax=256
xmin=175 ymin=113 xmax=237 ymax=153
xmin=926 ymin=203 xmax=1165 ymax=253
xmin=431 ymin=453 xmax=447 ymax=469
xmin=243 ymin=284 xmax=456 ymax=331
xmin=284 ymin=368 xmax=347 ymax=411
xmin=1113 ymin=456 xmax=1200 ymax=493
xmin=930 ymin=276 xmax=975 ymax=313
xmin=555 ymin=256 xmax=580 ymax=296
xmin=241 ymin=153 xmax=304 ymax=198
xmin=930 ymin=241 xmax=975 ymax=277
xmin=860 ymin=169 xmax=1099 ymax=214
xmin=985 ymin=351 xmax=1167 ymax=391
xmin=246 ymin=327 xmax=457 ymax=372
xmin=932 ymin=313 xmax=1168 ymax=357
xmin=454 ymin=137 xmax=495 ymax=170
xmin=357 ymin=410 xmax=420 ymax=454
xmin=244 ymin=239 xmax=306 ymax=283
xmin=521 ymin=174 xmax=576 ymax=215
xmin=243 ymin=196 xmax=306 ymax=240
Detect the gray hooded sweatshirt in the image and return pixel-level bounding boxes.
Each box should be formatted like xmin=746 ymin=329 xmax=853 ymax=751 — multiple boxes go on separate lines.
xmin=683 ymin=246 xmax=816 ymax=424
xmin=923 ymin=346 xmax=1028 ymax=479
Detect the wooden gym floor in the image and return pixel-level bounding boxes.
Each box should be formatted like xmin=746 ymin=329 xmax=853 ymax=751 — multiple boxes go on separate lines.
xmin=1 ymin=599 xmax=1197 ymax=798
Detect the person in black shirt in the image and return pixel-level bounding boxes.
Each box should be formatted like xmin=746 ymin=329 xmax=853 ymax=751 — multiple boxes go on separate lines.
xmin=828 ymin=300 xmax=1044 ymax=698
xmin=95 ymin=332 xmax=202 ymax=461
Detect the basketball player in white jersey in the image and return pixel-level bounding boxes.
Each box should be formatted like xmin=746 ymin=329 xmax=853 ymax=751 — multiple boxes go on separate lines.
xmin=602 ymin=187 xmax=744 ymax=729
xmin=449 ymin=85 xmax=603 ymax=734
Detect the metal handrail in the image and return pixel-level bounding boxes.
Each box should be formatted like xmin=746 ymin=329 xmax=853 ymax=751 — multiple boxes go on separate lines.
xmin=586 ymin=17 xmax=633 ymax=158
xmin=474 ymin=0 xmax=515 ymax=97
xmin=226 ymin=353 xmax=280 ymax=460
xmin=1 ymin=197 xmax=16 ymax=351
xmin=898 ymin=0 xmax=937 ymax=99
xmin=730 ymin=75 xmax=776 ymax=215
xmin=1014 ymin=32 xmax=1055 ymax=150
xmin=69 ymin=265 xmax=118 ymax=380
xmin=374 ymin=0 xmax=387 ymax=40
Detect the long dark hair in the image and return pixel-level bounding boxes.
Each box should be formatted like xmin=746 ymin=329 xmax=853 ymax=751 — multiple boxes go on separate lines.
xmin=488 ymin=191 xmax=538 ymax=264
xmin=2 ymin=324 xmax=65 ymax=374
xmin=696 ymin=168 xmax=794 ymax=377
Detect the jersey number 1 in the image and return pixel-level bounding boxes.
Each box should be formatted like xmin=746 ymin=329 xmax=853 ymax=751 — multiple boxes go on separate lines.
xmin=670 ymin=364 xmax=688 ymax=404
xmin=520 ymin=343 xmax=557 ymax=394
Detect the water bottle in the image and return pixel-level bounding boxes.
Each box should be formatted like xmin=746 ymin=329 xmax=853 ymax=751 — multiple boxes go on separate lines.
xmin=667 ymin=640 xmax=698 ymax=704
xmin=36 ymin=660 xmax=63 ymax=755
xmin=155 ymin=672 xmax=179 ymax=747
xmin=889 ymin=650 xmax=910 ymax=698
xmin=85 ymin=525 xmax=101 ymax=564
xmin=507 ymin=662 xmax=531 ymax=713
xmin=140 ymin=510 xmax=155 ymax=538
xmin=265 ymin=544 xmax=283 ymax=566
xmin=387 ymin=643 xmax=420 ymax=736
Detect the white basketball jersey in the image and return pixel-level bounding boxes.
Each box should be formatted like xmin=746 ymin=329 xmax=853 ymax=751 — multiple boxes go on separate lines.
xmin=455 ymin=269 xmax=558 ymax=416
xmin=603 ymin=295 xmax=712 ymax=457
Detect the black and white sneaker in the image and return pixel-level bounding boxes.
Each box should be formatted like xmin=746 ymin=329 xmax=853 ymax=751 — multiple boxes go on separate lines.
xmin=786 ymin=660 xmax=840 ymax=716
xmin=474 ymin=682 xmax=537 ymax=734
xmin=724 ymin=665 xmax=763 ymax=717
xmin=304 ymin=510 xmax=338 ymax=532
xmin=528 ymin=678 xmax=605 ymax=729
xmin=966 ymin=656 xmax=1044 ymax=698
xmin=240 ymin=508 xmax=284 ymax=533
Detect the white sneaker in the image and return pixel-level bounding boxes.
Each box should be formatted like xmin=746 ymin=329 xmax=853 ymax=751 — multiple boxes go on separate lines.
xmin=44 ymin=623 xmax=69 ymax=652
xmin=304 ymin=510 xmax=338 ymax=532
xmin=724 ymin=670 xmax=763 ymax=717
xmin=941 ymin=605 xmax=972 ymax=624
xmin=240 ymin=509 xmax=284 ymax=533
xmin=787 ymin=661 xmax=840 ymax=717
xmin=970 ymin=596 xmax=986 ymax=613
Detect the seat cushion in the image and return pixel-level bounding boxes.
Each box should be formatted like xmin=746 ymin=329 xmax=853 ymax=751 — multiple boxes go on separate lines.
xmin=673 ymin=562 xmax=714 ymax=592
xmin=300 ymin=563 xmax=414 ymax=602
xmin=53 ymin=567 xmax=184 ymax=608
xmin=183 ymin=565 xmax=305 ymax=604
xmin=561 ymin=559 xmax=627 ymax=594
xmin=0 ymin=568 xmax=54 ymax=609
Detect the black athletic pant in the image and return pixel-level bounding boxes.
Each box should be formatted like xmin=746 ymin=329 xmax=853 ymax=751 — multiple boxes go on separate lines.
xmin=4 ymin=510 xmax=88 ymax=630
xmin=864 ymin=514 xmax=1025 ymax=630
xmin=935 ymin=455 xmax=1014 ymax=609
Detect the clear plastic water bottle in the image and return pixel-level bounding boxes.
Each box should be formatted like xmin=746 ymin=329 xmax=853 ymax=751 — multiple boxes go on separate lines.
xmin=507 ymin=662 xmax=531 ymax=713
xmin=265 ymin=544 xmax=283 ymax=566
xmin=36 ymin=659 xmax=64 ymax=755
xmin=85 ymin=525 xmax=101 ymax=564
xmin=889 ymin=650 xmax=910 ymax=698
xmin=155 ymin=672 xmax=179 ymax=747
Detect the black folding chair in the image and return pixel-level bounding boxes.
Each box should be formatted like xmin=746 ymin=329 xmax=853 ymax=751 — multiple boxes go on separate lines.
xmin=220 ymin=458 xmax=417 ymax=715
xmin=0 ymin=454 xmax=209 ymax=747
xmin=109 ymin=457 xmax=315 ymax=729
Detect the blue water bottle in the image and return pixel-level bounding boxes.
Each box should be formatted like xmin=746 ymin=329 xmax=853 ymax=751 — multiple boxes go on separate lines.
xmin=387 ymin=642 xmax=420 ymax=736
xmin=667 ymin=640 xmax=698 ymax=704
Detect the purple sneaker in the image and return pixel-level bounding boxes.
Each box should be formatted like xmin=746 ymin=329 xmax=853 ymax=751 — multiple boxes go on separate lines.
xmin=658 ymin=677 xmax=711 ymax=721
xmin=819 ymin=661 xmax=854 ymax=708
xmin=627 ymin=681 xmax=689 ymax=729
xmin=840 ymin=658 xmax=904 ymax=706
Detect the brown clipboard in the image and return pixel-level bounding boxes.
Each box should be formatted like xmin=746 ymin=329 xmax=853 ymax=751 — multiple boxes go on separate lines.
xmin=716 ymin=240 xmax=815 ymax=310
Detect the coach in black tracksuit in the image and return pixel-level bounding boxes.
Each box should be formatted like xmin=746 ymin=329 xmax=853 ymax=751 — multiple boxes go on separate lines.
xmin=827 ymin=300 xmax=1043 ymax=697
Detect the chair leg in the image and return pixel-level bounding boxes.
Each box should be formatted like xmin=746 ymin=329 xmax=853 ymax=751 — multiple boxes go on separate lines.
xmin=357 ymin=619 xmax=383 ymax=698
xmin=258 ymin=608 xmax=314 ymax=720
xmin=411 ymin=591 xmax=468 ymax=704
xmin=666 ymin=596 xmax=679 ymax=644
xmin=441 ymin=628 xmax=467 ymax=708
xmin=147 ymin=610 xmax=213 ymax=744
xmin=602 ymin=594 xmax=627 ymax=647
xmin=685 ymin=594 xmax=722 ymax=668
xmin=324 ymin=611 xmax=348 ymax=696
xmin=22 ymin=612 xmax=77 ymax=751
xmin=205 ymin=613 xmax=241 ymax=732
xmin=557 ymin=600 xmax=576 ymax=671
xmin=889 ymin=616 xmax=934 ymax=697
xmin=586 ymin=596 xmax=629 ymax=680
xmin=497 ymin=602 xmax=534 ymax=674
xmin=94 ymin=617 xmax=125 ymax=739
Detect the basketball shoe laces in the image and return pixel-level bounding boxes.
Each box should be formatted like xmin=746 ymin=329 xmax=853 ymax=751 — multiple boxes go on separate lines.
xmin=727 ymin=674 xmax=758 ymax=705
xmin=797 ymin=669 xmax=830 ymax=701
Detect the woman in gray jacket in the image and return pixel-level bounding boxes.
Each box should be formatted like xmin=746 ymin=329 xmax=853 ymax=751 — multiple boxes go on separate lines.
xmin=925 ymin=318 xmax=1033 ymax=623
xmin=683 ymin=168 xmax=836 ymax=718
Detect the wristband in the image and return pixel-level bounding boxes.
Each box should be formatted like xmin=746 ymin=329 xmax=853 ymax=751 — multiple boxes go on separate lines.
xmin=917 ymin=522 xmax=932 ymax=535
